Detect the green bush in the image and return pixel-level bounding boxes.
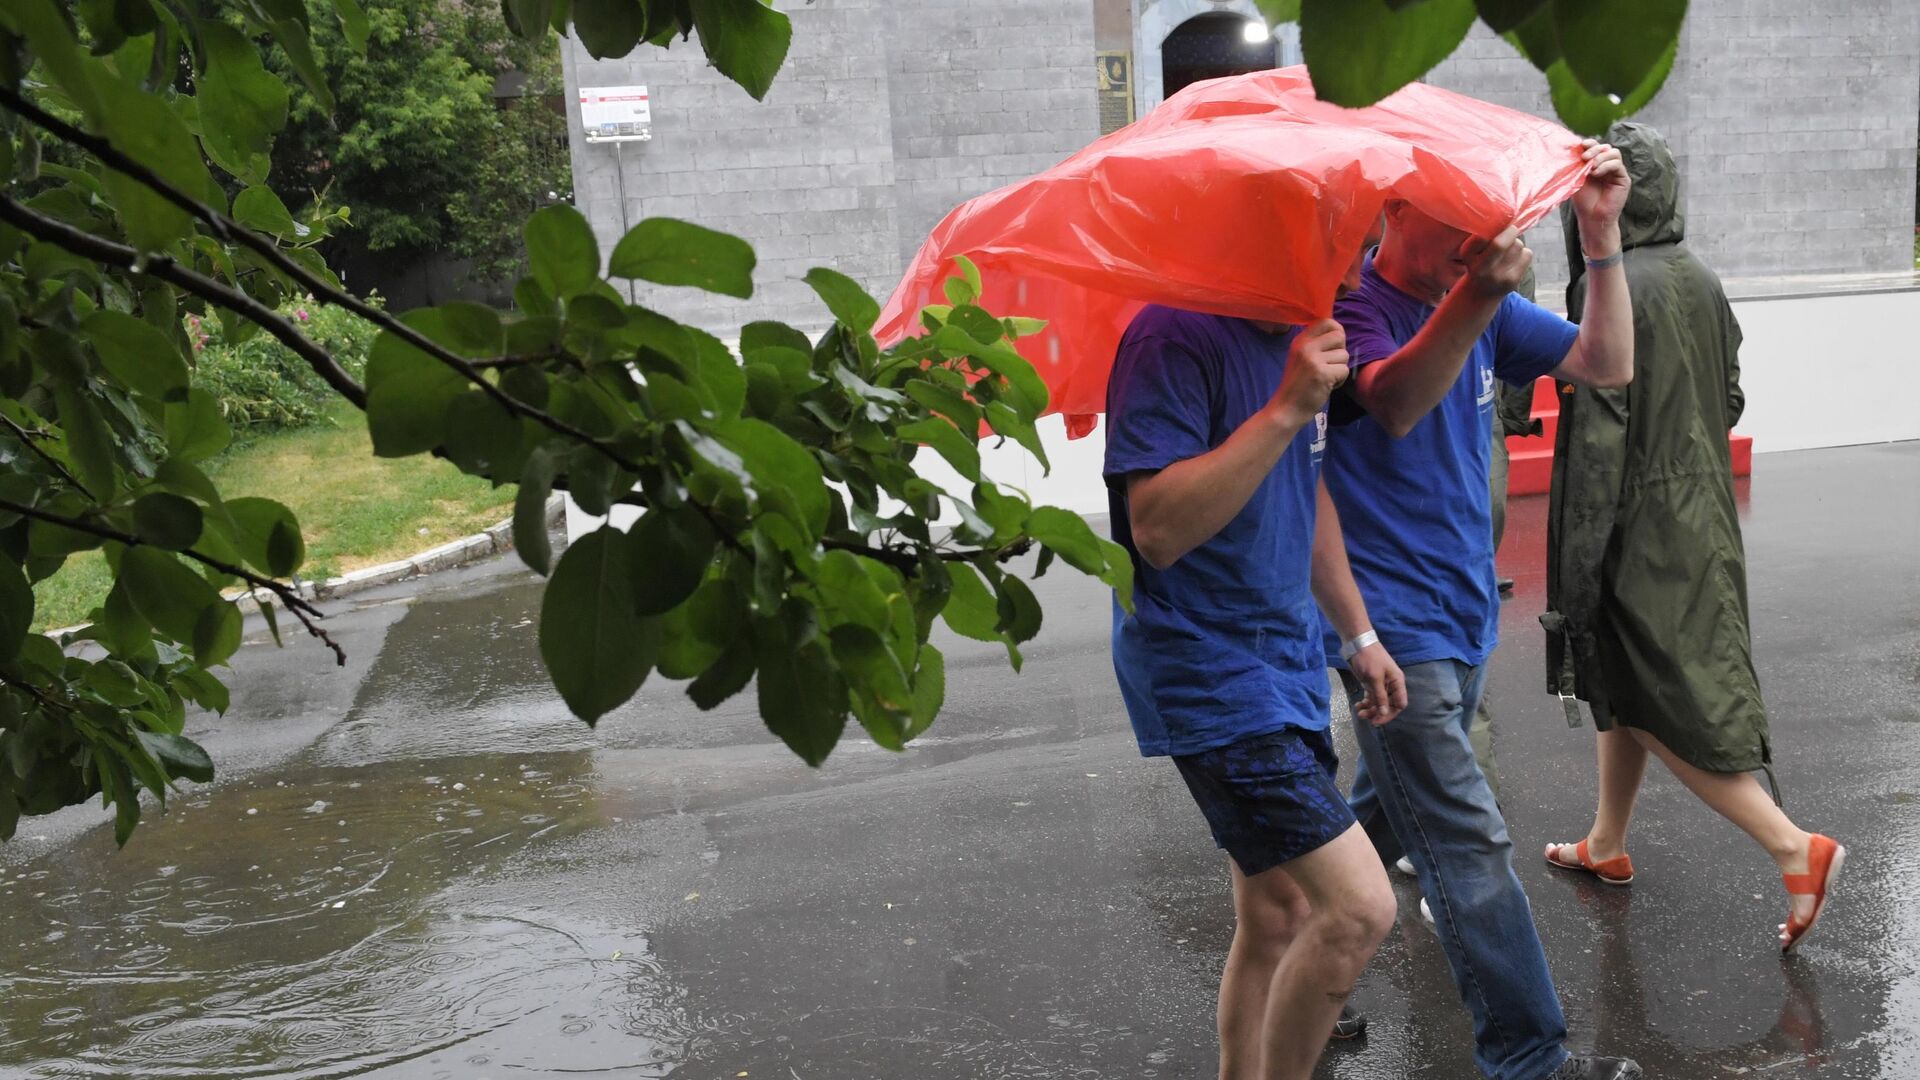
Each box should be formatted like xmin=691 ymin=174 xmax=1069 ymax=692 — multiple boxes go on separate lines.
xmin=190 ymin=300 xmax=379 ymax=432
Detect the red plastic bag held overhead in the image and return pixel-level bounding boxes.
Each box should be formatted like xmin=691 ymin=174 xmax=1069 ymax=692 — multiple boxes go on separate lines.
xmin=874 ymin=66 xmax=1592 ymax=437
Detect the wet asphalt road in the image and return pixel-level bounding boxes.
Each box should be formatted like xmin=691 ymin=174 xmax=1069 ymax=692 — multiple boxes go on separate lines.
xmin=0 ymin=441 xmax=1916 ymax=1079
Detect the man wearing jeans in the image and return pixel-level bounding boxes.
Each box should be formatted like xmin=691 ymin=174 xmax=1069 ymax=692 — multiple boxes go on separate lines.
xmin=1325 ymin=141 xmax=1641 ymax=1080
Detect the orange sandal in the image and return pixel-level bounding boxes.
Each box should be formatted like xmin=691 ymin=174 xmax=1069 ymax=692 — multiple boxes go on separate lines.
xmin=1779 ymin=834 xmax=1845 ymax=954
xmin=1544 ymin=839 xmax=1635 ymax=885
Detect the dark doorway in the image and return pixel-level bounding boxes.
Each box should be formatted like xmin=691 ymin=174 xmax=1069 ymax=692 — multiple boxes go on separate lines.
xmin=1160 ymin=12 xmax=1279 ymax=99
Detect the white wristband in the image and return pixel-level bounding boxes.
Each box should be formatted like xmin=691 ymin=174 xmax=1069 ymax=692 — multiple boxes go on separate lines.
xmin=1340 ymin=630 xmax=1380 ymax=662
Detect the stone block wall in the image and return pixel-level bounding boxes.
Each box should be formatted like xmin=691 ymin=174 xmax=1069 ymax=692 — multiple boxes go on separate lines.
xmin=561 ymin=0 xmax=1097 ymax=334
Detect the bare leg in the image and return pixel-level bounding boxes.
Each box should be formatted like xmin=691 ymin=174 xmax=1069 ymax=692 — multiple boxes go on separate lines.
xmin=1623 ymin=726 xmax=1815 ymax=921
xmin=1220 ymin=859 xmax=1311 ymax=1079
xmin=1584 ymin=727 xmax=1651 ymax=862
xmin=1252 ymin=825 xmax=1397 ymax=1080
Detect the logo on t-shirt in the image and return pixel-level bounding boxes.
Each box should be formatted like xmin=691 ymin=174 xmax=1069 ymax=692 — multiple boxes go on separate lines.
xmin=1477 ymin=364 xmax=1497 ymax=409
xmin=1311 ymin=409 xmax=1328 ymax=458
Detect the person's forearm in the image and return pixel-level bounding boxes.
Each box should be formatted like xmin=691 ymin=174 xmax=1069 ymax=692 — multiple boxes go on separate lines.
xmin=1351 ymin=287 xmax=1504 ymax=438
xmin=1562 ymin=219 xmax=1634 ymax=388
xmin=1309 ymin=478 xmax=1373 ymax=642
xmin=1127 ymin=404 xmax=1309 ymax=570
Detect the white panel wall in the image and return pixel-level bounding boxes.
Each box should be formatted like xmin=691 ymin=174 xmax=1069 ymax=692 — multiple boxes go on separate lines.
xmin=1728 ymin=289 xmax=1920 ymax=453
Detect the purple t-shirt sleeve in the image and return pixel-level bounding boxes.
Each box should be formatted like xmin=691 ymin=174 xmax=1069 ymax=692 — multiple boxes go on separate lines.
xmin=1103 ymin=335 xmax=1215 ymax=480
xmin=1335 ymin=294 xmax=1403 ymax=370
xmin=1492 ymin=294 xmax=1579 ymax=386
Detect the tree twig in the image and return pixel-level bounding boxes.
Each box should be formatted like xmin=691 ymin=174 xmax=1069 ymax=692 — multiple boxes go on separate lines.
xmin=0 ymin=98 xmax=1029 ymax=581
xmin=0 ymin=87 xmax=633 ymax=475
xmin=0 ymin=196 xmax=368 ymax=409
xmin=0 ymin=411 xmax=92 ymax=498
xmin=0 ymin=670 xmax=75 ymax=714
xmin=0 ymin=496 xmax=347 ymax=667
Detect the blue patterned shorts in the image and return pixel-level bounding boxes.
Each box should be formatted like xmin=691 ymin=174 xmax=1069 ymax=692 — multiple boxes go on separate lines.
xmin=1173 ymin=726 xmax=1355 ymax=877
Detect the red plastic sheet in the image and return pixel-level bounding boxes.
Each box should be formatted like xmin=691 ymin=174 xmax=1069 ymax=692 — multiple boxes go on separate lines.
xmin=874 ymin=67 xmax=1592 ymax=437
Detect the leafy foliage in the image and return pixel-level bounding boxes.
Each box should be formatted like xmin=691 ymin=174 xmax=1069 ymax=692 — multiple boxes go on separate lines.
xmin=192 ymin=300 xmax=378 ymax=430
xmin=267 ymin=0 xmax=573 ymax=284
xmin=1277 ymin=0 xmax=1683 ymax=134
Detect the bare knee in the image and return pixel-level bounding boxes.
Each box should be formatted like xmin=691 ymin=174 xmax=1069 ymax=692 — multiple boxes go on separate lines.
xmin=1309 ymin=877 xmax=1396 ymax=955
xmin=1234 ymin=876 xmax=1312 ymax=959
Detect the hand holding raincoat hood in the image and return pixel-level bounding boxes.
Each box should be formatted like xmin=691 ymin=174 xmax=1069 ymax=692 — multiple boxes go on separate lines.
xmin=1544 ymin=122 xmax=1770 ymax=776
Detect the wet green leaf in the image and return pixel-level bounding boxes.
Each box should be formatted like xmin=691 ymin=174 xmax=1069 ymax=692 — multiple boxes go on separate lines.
xmin=898 ymin=417 xmax=980 ymax=482
xmin=194 ymin=20 xmax=288 ymax=184
xmin=53 ymin=387 xmax=117 ymax=498
xmin=224 ymin=497 xmax=303 ymax=577
xmin=120 ymin=546 xmax=220 ymax=645
xmin=626 ymin=506 xmax=716 ymax=615
xmin=571 ymin=0 xmax=648 ymax=57
xmin=709 ymin=418 xmax=828 ymax=539
xmin=364 ymin=316 xmax=468 ymax=457
xmin=804 ymin=267 xmax=880 ymax=333
xmin=690 ymin=0 xmax=792 ymax=101
xmin=330 ymin=0 xmax=370 ymax=52
xmin=0 ymin=558 xmax=31 ymax=661
xmin=525 ymin=205 xmax=602 ymax=301
xmin=515 ymin=443 xmax=563 ymax=576
xmin=1545 ymin=36 xmax=1676 ymax=135
xmin=686 ymin=636 xmax=755 ymax=710
xmin=132 ymin=493 xmax=203 ymax=551
xmin=540 ymin=527 xmax=659 ymax=724
xmin=1300 ymin=0 xmax=1476 ymax=107
xmin=1025 ymin=507 xmax=1104 ymax=575
xmin=995 ymin=573 xmax=1042 ymax=644
xmin=191 ymin=598 xmax=242 ymax=667
xmin=1475 ymin=0 xmax=1548 ymax=33
xmin=940 ymin=562 xmax=1001 ymax=643
xmin=85 ymin=310 xmax=189 ymax=402
xmin=163 ymin=389 xmax=232 ymax=463
xmin=609 ymin=218 xmax=755 ymax=298
xmin=753 ymin=602 xmax=843 ymax=765
xmin=135 ymin=730 xmax=214 ymax=784
xmin=1553 ymin=0 xmax=1684 ymax=98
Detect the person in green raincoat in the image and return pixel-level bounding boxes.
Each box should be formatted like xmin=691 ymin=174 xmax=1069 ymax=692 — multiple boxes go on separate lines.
xmin=1539 ymin=122 xmax=1844 ymax=953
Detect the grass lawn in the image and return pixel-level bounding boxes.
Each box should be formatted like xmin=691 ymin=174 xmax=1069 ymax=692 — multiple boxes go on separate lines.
xmin=31 ymin=403 xmax=518 ymax=632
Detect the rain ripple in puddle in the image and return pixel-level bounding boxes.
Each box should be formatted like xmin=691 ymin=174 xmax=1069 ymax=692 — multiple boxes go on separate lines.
xmin=0 ymin=753 xmax=712 ymax=1078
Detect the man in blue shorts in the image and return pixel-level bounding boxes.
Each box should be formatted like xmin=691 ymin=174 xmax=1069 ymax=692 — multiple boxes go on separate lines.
xmin=1327 ymin=140 xmax=1641 ymax=1080
xmin=1105 ymin=237 xmax=1411 ymax=1080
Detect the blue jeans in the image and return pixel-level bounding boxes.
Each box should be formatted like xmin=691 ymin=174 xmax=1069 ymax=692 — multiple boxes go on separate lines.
xmin=1343 ymin=660 xmax=1570 ymax=1080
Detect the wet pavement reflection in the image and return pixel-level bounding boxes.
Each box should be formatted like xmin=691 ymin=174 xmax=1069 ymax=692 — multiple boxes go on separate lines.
xmin=1 ymin=442 xmax=1916 ymax=1078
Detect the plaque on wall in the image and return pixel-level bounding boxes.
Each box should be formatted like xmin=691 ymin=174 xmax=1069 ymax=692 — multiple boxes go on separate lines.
xmin=1097 ymin=51 xmax=1134 ymax=136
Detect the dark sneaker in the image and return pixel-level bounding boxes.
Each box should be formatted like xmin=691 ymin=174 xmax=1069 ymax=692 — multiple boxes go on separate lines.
xmin=1329 ymin=1003 xmax=1366 ymax=1041
xmin=1497 ymin=577 xmax=1516 ymax=596
xmin=1549 ymin=1056 xmax=1643 ymax=1080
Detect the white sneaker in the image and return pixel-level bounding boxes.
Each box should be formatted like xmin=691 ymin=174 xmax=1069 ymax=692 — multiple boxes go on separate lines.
xmin=1394 ymin=856 xmax=1416 ymax=877
xmin=1419 ymin=897 xmax=1434 ymax=926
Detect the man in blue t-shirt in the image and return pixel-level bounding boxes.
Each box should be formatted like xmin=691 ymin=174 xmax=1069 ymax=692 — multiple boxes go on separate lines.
xmin=1325 ymin=141 xmax=1639 ymax=1080
xmin=1105 ymin=239 xmax=1412 ymax=1079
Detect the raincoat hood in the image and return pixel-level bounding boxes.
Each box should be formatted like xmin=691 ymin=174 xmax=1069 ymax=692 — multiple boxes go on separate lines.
xmin=1563 ymin=122 xmax=1684 ymax=281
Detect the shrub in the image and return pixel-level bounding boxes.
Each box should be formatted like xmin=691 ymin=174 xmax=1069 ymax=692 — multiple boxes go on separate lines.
xmin=190 ymin=300 xmax=380 ymax=432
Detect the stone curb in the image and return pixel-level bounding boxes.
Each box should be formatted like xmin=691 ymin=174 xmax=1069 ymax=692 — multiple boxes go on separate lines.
xmin=229 ymin=493 xmax=567 ymax=615
xmin=49 ymin=495 xmax=568 ymax=645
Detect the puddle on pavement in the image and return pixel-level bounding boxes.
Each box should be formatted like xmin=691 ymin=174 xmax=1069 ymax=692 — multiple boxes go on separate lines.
xmin=0 ymin=575 xmax=728 ymax=1079
xmin=0 ymin=753 xmax=728 ymax=1078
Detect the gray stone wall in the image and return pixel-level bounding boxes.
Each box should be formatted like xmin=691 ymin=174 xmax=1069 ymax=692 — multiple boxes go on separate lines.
xmin=563 ymin=1 xmax=1918 ymax=333
xmin=561 ymin=0 xmax=1097 ymax=334
xmin=1428 ymin=1 xmax=1920 ymax=299
xmin=886 ymin=0 xmax=1098 ymax=272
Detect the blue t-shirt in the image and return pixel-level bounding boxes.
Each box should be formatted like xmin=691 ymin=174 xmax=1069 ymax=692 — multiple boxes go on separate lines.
xmin=1321 ymin=255 xmax=1577 ymax=669
xmin=1104 ymin=306 xmax=1330 ymax=758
